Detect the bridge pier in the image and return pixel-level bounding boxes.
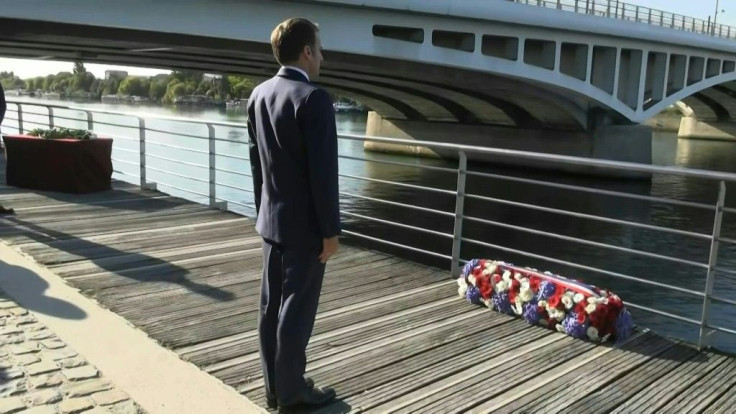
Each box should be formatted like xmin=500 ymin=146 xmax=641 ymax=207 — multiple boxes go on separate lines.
xmin=678 ymin=117 xmax=736 ymax=141
xmin=364 ymin=112 xmax=652 ymax=177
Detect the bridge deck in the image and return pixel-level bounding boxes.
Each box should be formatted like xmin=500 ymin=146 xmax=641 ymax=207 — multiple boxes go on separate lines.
xmin=0 ymin=173 xmax=734 ymax=413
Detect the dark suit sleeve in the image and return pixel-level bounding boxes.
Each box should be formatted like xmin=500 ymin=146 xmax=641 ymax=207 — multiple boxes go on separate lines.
xmin=301 ymin=88 xmax=341 ymax=238
xmin=247 ymin=99 xmax=263 ymax=216
xmin=0 ymin=84 xmax=6 ymax=125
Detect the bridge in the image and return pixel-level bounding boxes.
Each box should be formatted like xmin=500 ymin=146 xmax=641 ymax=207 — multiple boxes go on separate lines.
xmin=3 ymin=0 xmax=736 ymax=165
xmin=1 ymin=101 xmax=736 ymax=412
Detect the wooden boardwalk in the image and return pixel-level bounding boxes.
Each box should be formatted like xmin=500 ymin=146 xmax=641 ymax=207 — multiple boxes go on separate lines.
xmin=0 ymin=173 xmax=735 ymax=413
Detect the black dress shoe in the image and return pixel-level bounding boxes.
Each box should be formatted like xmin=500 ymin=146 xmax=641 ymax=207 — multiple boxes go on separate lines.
xmin=266 ymin=377 xmax=315 ymax=409
xmin=278 ymin=386 xmax=336 ymax=412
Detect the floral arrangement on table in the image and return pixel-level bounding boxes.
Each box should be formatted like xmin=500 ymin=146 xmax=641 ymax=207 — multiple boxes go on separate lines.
xmin=28 ymin=128 xmax=96 ymax=140
xmin=457 ymin=259 xmax=634 ymax=343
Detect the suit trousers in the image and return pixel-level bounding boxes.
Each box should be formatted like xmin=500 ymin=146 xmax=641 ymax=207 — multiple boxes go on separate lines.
xmin=259 ymin=237 xmax=326 ymax=402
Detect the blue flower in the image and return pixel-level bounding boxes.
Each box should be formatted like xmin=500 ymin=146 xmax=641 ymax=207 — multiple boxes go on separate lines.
xmin=493 ymin=292 xmax=513 ymax=314
xmin=537 ymin=281 xmax=556 ymax=301
xmin=522 ymin=300 xmax=540 ymax=325
xmin=615 ymin=309 xmax=635 ymax=342
xmin=466 ymin=286 xmax=481 ymax=304
xmin=461 ymin=259 xmax=480 ymax=277
xmin=562 ymin=314 xmax=588 ymax=338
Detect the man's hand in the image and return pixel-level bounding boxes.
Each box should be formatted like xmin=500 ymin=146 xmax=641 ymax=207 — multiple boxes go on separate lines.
xmin=318 ymin=236 xmax=339 ymax=263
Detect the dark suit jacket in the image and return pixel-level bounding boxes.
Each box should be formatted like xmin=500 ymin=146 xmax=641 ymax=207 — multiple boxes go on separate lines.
xmin=247 ymin=67 xmax=341 ymax=247
xmin=0 ymin=83 xmax=6 ymax=125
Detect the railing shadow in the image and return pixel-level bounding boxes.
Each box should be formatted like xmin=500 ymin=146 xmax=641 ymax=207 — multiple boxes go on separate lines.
xmin=0 ymin=213 xmax=235 ymax=302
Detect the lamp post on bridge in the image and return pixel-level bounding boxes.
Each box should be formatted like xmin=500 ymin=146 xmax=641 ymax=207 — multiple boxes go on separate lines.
xmin=713 ymin=0 xmax=725 ymax=35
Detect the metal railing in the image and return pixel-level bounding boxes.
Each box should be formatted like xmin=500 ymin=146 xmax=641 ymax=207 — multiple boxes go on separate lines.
xmin=513 ymin=0 xmax=736 ymax=40
xmin=2 ymin=99 xmax=735 ymax=351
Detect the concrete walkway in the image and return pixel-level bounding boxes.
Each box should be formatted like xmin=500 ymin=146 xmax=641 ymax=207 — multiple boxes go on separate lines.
xmin=0 ymin=242 xmax=264 ymax=414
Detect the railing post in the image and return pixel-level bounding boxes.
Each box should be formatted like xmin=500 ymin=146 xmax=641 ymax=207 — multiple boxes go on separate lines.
xmin=648 ymin=9 xmax=652 ymax=24
xmin=85 ymin=110 xmax=94 ymax=131
xmin=606 ymin=0 xmax=610 ymax=17
xmin=635 ymin=6 xmax=639 ymax=21
xmin=557 ymin=0 xmax=561 ymax=10
xmin=699 ymin=181 xmax=726 ymax=350
xmin=585 ymin=0 xmax=590 ymax=14
xmin=47 ymin=107 xmax=54 ymax=129
xmin=574 ymin=0 xmax=579 ymax=13
xmin=659 ymin=11 xmax=664 ymax=26
xmin=207 ymin=123 xmax=227 ymax=210
xmin=450 ymin=151 xmax=467 ymax=278
xmin=16 ymin=103 xmax=23 ymax=134
xmin=138 ymin=117 xmax=155 ymax=191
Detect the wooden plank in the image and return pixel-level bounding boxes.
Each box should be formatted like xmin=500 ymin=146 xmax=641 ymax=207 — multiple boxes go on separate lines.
xmin=657 ymin=357 xmax=736 ymax=413
xmin=610 ymin=351 xmax=731 ymax=413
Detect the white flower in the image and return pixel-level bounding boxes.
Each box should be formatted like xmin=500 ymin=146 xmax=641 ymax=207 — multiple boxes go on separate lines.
xmin=519 ymin=287 xmax=534 ymax=303
xmin=538 ymin=300 xmax=548 ymax=308
xmin=520 ymin=279 xmax=530 ymax=290
xmin=555 ymin=324 xmax=566 ymax=333
xmin=468 ymin=275 xmax=477 ymax=286
xmin=573 ymin=293 xmax=585 ymax=303
xmin=458 ymin=285 xmax=468 ymax=297
xmin=482 ymin=268 xmax=492 ymax=276
xmin=561 ymin=295 xmax=574 ymax=310
xmin=555 ymin=310 xmax=566 ymax=321
xmin=502 ymin=271 xmax=512 ymax=282
xmin=494 ymin=281 xmax=507 ymax=293
xmin=485 ymin=263 xmax=497 ymax=274
xmin=514 ymin=272 xmax=523 ymax=281
xmin=587 ymin=326 xmax=600 ymax=341
xmin=587 ymin=297 xmax=598 ymax=304
xmin=600 ymin=290 xmax=609 ymax=297
xmin=483 ymin=299 xmax=492 ymax=308
xmin=585 ymin=304 xmax=597 ymax=314
xmin=602 ymin=333 xmax=611 ymax=342
xmin=513 ymin=302 xmax=523 ymax=315
xmin=457 ymin=277 xmax=468 ymax=288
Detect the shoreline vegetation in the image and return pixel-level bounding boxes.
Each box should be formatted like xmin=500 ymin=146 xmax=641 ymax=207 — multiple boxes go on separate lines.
xmin=1 ymin=62 xmax=366 ymax=112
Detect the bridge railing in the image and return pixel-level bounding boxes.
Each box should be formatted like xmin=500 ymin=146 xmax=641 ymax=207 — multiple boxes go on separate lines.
xmin=2 ymin=99 xmax=736 ymax=352
xmin=513 ymin=0 xmax=736 ymax=40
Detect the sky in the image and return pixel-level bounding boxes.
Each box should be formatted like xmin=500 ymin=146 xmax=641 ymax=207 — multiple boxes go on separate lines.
xmin=0 ymin=0 xmax=734 ymax=79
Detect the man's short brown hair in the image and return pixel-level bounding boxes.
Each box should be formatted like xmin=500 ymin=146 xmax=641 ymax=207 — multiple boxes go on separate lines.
xmin=271 ymin=18 xmax=319 ymax=65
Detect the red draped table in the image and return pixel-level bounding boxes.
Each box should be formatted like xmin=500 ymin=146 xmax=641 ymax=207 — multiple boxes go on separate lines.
xmin=2 ymin=134 xmax=113 ymax=193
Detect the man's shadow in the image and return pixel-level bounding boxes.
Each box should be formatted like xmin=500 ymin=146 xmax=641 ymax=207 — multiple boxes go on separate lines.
xmin=0 ymin=209 xmax=235 ymax=302
xmin=0 ymin=260 xmax=85 ymax=320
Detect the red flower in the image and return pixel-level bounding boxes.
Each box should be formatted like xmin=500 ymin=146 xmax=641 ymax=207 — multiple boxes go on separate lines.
xmin=510 ymin=279 xmax=521 ymax=292
xmin=574 ymin=301 xmax=587 ymax=316
xmin=492 ymin=274 xmax=502 ymax=286
xmin=595 ymin=304 xmax=609 ymax=319
xmin=547 ymin=295 xmax=561 ymax=309
xmin=529 ymin=276 xmax=541 ymax=292
xmin=509 ymin=289 xmax=518 ymax=304
xmin=577 ymin=312 xmax=587 ymax=324
xmin=472 ymin=266 xmax=483 ymax=278
xmin=555 ymin=284 xmax=567 ymax=297
xmin=476 ymin=276 xmax=493 ymax=299
xmin=547 ymin=318 xmax=558 ymax=328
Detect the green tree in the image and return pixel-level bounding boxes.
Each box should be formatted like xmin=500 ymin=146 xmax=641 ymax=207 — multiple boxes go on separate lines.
xmin=148 ymin=74 xmax=169 ymax=102
xmin=118 ymin=76 xmax=150 ymax=96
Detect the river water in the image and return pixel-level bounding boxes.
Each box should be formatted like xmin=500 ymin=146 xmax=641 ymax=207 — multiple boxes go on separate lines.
xmin=4 ymin=97 xmax=736 ymax=353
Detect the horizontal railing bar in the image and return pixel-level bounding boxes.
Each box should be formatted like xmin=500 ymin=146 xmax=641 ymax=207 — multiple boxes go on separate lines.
xmin=146 ymin=153 xmax=208 ymax=169
xmin=465 ymin=193 xmax=712 ymax=240
xmin=722 ymin=206 xmax=736 ymax=214
xmin=338 ymin=133 xmax=736 ymax=182
xmin=112 ymin=169 xmax=137 ymax=177
xmin=98 ymin=132 xmax=138 ymax=142
xmin=342 ymin=230 xmax=452 ymax=260
xmin=40 ymin=113 xmax=87 ymax=123
xmin=9 ymin=100 xmax=246 ymax=129
xmin=460 ymin=237 xmax=706 ymax=297
xmin=713 ymin=266 xmax=736 ymax=277
xmin=2 ymin=117 xmax=19 ymax=122
xmin=463 ymin=215 xmax=709 ymax=268
xmin=717 ymin=236 xmax=736 ymax=245
xmin=466 ymin=170 xmax=715 ymax=211
xmin=708 ymin=324 xmax=736 ymax=337
xmin=146 ymin=166 xmax=209 ymax=184
xmin=342 ymin=211 xmax=454 ymax=239
xmin=339 ymin=173 xmax=456 ymax=196
xmin=111 ymin=158 xmax=138 ymax=166
xmin=87 ymin=119 xmax=139 ymax=129
xmin=151 ymin=180 xmax=209 ymax=198
xmin=144 ymin=126 xmax=208 ymax=140
xmin=213 ymin=136 xmax=247 ymax=144
xmin=216 ymin=153 xmax=249 ymax=162
xmin=15 ymin=119 xmax=49 ymax=128
xmin=215 ymin=181 xmax=249 ymax=192
xmin=624 ymin=302 xmax=702 ymax=326
xmin=711 ymin=294 xmax=736 ymax=307
xmin=145 ymin=140 xmax=209 ymax=155
xmin=216 ymin=197 xmax=256 ymax=210
xmin=337 ymin=154 xmax=459 ymax=173
xmin=340 ymin=191 xmax=455 ymax=217
xmin=215 ymin=166 xmax=251 ymax=177
xmin=112 ymin=147 xmax=140 ymax=154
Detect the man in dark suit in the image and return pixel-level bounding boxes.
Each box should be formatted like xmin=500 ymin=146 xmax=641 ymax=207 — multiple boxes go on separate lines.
xmin=247 ymin=17 xmax=340 ymax=411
